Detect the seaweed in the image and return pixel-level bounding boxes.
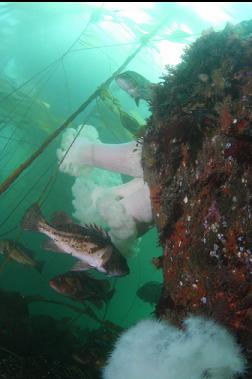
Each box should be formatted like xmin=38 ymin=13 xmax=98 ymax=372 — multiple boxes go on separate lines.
xmin=0 ymin=289 xmax=122 ymax=379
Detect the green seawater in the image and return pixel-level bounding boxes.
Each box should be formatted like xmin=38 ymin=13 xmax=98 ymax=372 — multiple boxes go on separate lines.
xmin=0 ymin=2 xmax=251 ymax=378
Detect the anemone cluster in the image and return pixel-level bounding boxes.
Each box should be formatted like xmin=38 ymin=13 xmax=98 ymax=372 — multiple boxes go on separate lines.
xmin=57 ymin=124 xmax=153 ymax=256
xmin=103 ymin=316 xmax=246 ymax=379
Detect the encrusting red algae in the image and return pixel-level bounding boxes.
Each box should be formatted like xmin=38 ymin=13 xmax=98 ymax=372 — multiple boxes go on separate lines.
xmin=143 ymin=20 xmax=252 ymax=375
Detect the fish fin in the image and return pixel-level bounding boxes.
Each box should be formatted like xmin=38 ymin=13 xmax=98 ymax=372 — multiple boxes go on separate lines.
xmin=71 ymin=260 xmax=92 ymax=272
xmin=21 ymin=202 xmax=45 ymax=231
xmin=134 ymin=97 xmax=140 ymax=107
xmin=51 ymin=211 xmax=74 ymax=227
xmin=81 ymin=224 xmax=111 ymax=245
xmin=43 ymin=239 xmax=65 ymax=253
xmin=35 ymin=260 xmax=45 ymax=274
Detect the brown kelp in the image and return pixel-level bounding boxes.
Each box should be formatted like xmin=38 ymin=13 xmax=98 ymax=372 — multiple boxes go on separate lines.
xmin=0 ymin=77 xmax=61 ymax=135
xmin=0 ymin=17 xmax=167 ymax=196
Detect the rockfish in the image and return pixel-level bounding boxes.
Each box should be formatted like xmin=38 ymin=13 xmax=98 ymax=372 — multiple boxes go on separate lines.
xmin=136 ymin=281 xmax=162 ymax=305
xmin=21 ymin=203 xmax=129 ymax=277
xmin=115 ymin=70 xmax=153 ymax=106
xmin=0 ymin=239 xmax=44 ymax=273
xmin=49 ymin=271 xmax=114 ymax=308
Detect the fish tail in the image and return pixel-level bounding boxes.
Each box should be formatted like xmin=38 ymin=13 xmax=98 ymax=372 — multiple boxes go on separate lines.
xmin=21 ymin=202 xmax=45 ymax=232
xmin=35 ymin=260 xmax=45 ymax=274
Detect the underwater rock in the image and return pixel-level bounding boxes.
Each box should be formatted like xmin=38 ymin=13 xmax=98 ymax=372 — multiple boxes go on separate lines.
xmin=0 ymin=353 xmax=22 ymax=379
xmin=74 ymin=326 xmax=120 ymax=373
xmin=0 ymin=288 xmax=119 ymax=379
xmin=0 ymin=353 xmax=90 ymax=379
xmin=0 ymin=291 xmax=30 ymax=353
xmin=142 ymin=20 xmax=252 ymax=375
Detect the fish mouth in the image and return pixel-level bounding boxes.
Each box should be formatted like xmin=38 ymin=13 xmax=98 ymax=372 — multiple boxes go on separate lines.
xmin=49 ymin=280 xmax=61 ymax=293
xmin=103 ymin=254 xmax=130 ymax=277
xmin=108 ymin=266 xmax=130 ymax=277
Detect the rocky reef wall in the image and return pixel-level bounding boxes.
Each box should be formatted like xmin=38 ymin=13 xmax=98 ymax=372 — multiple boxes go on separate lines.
xmin=143 ymin=20 xmax=252 ymax=375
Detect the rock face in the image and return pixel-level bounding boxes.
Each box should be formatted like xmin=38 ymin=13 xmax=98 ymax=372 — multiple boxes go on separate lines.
xmin=143 ymin=20 xmax=252 ymax=375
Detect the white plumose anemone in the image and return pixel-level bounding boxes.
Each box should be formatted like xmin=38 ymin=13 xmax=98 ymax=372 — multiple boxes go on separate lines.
xmin=103 ymin=316 xmax=246 ymax=379
xmin=57 ymin=124 xmax=143 ymax=177
xmin=57 ymin=125 xmax=153 ymax=255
